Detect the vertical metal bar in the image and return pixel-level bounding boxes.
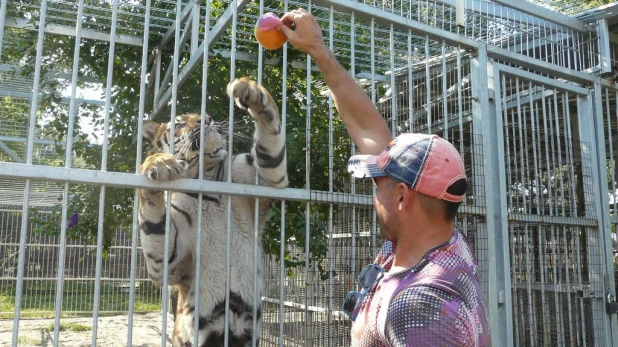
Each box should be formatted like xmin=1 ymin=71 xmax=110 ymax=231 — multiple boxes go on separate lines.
xmin=529 ymin=84 xmax=548 ymax=343
xmin=304 ymin=5 xmax=314 ymax=347
xmin=514 ymin=79 xmax=535 ymax=346
xmin=408 ymin=31 xmax=413 ymax=133
xmin=91 ymin=1 xmax=119 ymax=344
xmin=154 ymin=49 xmax=162 ymax=102
xmin=390 ymin=25 xmax=396 ymax=137
xmin=503 ymin=76 xmax=513 ymax=212
xmin=457 ymin=48 xmax=463 ymax=158
xmin=510 ymin=226 xmax=519 ymax=347
xmin=425 ymin=38 xmax=431 ymax=129
xmin=252 ymin=2 xmax=265 ymax=344
xmin=53 ymin=1 xmax=86 ymax=343
xmin=278 ymin=4 xmax=289 ymax=344
xmin=607 ymin=88 xmax=616 ymax=208
xmin=515 ymin=79 xmax=527 ymax=215
xmin=193 ymin=1 xmax=210 ymax=346
xmin=326 ymin=8 xmax=335 ymax=343
xmin=12 ymin=1 xmax=47 ymax=345
xmin=0 ymin=0 xmax=7 ymax=60
xmin=553 ymin=92 xmax=565 ymax=212
xmin=278 ymin=198 xmax=287 ymax=347
xmin=564 ymin=93 xmax=577 ymax=218
xmin=225 ymin=1 xmax=239 ymax=345
xmin=370 ymin=18 xmax=377 ymax=254
xmin=543 ymin=88 xmax=564 ymax=346
xmin=538 ymin=224 xmax=549 ymax=344
xmin=350 ymin=10 xmax=357 ymax=287
xmin=441 ymin=41 xmax=447 ymax=140
xmin=586 ymin=82 xmax=617 ymax=346
xmin=191 ymin=3 xmax=200 ymax=54
xmin=548 ymin=91 xmax=565 ymax=347
xmin=192 ymin=0 xmax=211 ymax=345
xmin=531 ymin=95 xmax=552 ymax=344
xmin=477 ymin=48 xmax=513 ymax=346
xmin=159 ymin=1 xmax=183 ymax=344
xmin=127 ymin=0 xmax=151 ymax=345
xmin=524 ymin=224 xmax=535 ymax=347
xmin=561 ymin=223 xmax=576 ymax=345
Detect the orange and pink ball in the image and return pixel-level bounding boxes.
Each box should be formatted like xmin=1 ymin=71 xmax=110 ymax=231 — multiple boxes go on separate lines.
xmin=254 ymin=12 xmax=288 ymax=50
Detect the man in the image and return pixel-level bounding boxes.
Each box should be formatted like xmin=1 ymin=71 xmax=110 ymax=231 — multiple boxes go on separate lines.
xmin=277 ymin=9 xmax=491 ymax=346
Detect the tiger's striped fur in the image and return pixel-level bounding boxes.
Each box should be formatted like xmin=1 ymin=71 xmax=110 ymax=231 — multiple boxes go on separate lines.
xmin=138 ymin=78 xmax=287 ymax=346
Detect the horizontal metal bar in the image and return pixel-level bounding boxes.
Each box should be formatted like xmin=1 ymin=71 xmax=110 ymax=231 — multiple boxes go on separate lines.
xmin=314 ymin=0 xmax=592 ymax=87
xmin=510 ymin=282 xmax=596 ymax=296
xmin=490 ymin=0 xmax=585 ymax=31
xmin=0 ymin=242 xmax=128 ymax=248
xmin=441 ymin=0 xmax=583 ymax=31
xmin=0 ymin=136 xmax=55 ymax=145
xmin=0 ymin=90 xmax=105 ymax=106
xmin=0 ymin=162 xmax=373 ymax=206
xmin=313 ymin=0 xmax=478 ymax=50
xmin=508 ymin=213 xmax=598 ymax=227
xmin=5 ymin=18 xmax=142 ymax=46
xmin=495 ymin=64 xmax=589 ymax=95
xmin=0 ymin=63 xmax=102 ymax=84
xmin=487 ymin=45 xmax=595 ymax=85
xmin=261 ymin=296 xmax=346 ymax=318
xmin=0 ymin=277 xmax=144 ymax=282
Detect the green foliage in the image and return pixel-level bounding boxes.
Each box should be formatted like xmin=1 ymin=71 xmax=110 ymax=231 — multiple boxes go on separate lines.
xmin=48 ymin=322 xmax=92 ymax=332
xmin=6 ymin=1 xmax=357 ymax=278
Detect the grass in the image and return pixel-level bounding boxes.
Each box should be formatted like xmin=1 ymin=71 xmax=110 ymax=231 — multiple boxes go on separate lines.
xmin=48 ymin=322 xmax=92 ymax=332
xmin=0 ymin=281 xmax=161 ymax=317
xmin=17 ymin=336 xmax=42 ymax=346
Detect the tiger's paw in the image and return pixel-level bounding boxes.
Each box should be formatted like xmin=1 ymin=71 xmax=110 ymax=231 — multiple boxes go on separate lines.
xmin=141 ymin=153 xmax=186 ymax=181
xmin=227 ymin=78 xmax=276 ymax=122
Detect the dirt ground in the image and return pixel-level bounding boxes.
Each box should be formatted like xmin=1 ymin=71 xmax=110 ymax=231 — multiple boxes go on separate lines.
xmin=0 ymin=312 xmax=174 ymax=347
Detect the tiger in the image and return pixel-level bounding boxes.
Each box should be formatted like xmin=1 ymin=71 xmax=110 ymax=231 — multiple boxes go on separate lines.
xmin=138 ymin=78 xmax=288 ymax=346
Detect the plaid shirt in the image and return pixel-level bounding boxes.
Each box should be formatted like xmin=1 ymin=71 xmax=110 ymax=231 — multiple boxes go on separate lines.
xmin=350 ymin=230 xmax=491 ymax=346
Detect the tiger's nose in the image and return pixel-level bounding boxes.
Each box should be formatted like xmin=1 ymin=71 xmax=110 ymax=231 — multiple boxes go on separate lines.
xmin=204 ymin=115 xmax=212 ymax=125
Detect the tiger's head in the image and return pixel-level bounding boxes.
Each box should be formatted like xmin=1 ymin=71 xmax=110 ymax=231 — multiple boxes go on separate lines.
xmin=143 ymin=113 xmax=228 ymax=178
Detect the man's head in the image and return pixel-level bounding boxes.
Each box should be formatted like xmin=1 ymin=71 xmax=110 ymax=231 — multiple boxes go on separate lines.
xmin=347 ymin=133 xmax=467 ymax=223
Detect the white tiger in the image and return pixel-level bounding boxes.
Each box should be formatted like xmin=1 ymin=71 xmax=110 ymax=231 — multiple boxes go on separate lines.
xmin=138 ymin=78 xmax=288 ymax=346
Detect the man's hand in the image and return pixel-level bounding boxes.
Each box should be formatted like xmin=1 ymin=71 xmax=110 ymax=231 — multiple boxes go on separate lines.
xmin=277 ymin=9 xmax=330 ymax=60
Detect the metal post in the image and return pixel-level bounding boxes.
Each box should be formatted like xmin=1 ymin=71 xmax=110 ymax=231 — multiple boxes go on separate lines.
xmin=587 ymin=81 xmax=618 ymax=345
xmin=471 ymin=43 xmax=513 ymax=346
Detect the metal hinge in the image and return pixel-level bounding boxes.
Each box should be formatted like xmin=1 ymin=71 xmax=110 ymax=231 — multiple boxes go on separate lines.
xmin=607 ymin=292 xmax=617 ymax=315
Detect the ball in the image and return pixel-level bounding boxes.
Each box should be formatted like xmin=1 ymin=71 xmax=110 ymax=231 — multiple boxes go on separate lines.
xmin=254 ymin=12 xmax=287 ymax=50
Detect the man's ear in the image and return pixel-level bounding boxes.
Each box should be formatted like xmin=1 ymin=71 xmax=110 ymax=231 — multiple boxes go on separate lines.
xmin=398 ymin=183 xmax=412 ymax=210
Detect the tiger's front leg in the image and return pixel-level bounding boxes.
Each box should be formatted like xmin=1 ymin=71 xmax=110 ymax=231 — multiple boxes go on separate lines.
xmin=227 ymin=78 xmax=288 ymax=189
xmin=138 ymin=153 xmax=190 ymax=286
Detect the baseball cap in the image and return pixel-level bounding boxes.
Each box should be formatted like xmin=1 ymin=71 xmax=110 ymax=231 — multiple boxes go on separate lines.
xmin=347 ymin=133 xmax=467 ymax=202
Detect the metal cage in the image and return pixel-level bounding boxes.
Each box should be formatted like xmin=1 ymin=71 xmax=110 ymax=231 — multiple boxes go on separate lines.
xmin=1 ymin=0 xmax=618 ymax=346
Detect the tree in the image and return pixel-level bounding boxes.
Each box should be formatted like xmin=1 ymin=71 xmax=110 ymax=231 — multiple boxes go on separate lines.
xmin=4 ymin=0 xmax=358 ymax=277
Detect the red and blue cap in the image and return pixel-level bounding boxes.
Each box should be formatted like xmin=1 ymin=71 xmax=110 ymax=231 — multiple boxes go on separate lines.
xmin=347 ymin=133 xmax=467 ymax=202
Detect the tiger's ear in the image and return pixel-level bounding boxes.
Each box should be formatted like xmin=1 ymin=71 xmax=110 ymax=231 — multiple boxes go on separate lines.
xmin=143 ymin=120 xmax=160 ymax=144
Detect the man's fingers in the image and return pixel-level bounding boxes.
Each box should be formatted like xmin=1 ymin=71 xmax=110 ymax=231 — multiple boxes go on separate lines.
xmin=276 ymin=23 xmax=293 ymax=37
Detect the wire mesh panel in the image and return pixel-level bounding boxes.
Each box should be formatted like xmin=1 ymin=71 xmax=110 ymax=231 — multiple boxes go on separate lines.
xmin=600 ymin=85 xmax=618 ymax=328
xmin=496 ymin=69 xmax=605 ymax=346
xmin=0 ymin=0 xmax=616 ymax=347
xmin=0 ymin=206 xmax=160 ymax=317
